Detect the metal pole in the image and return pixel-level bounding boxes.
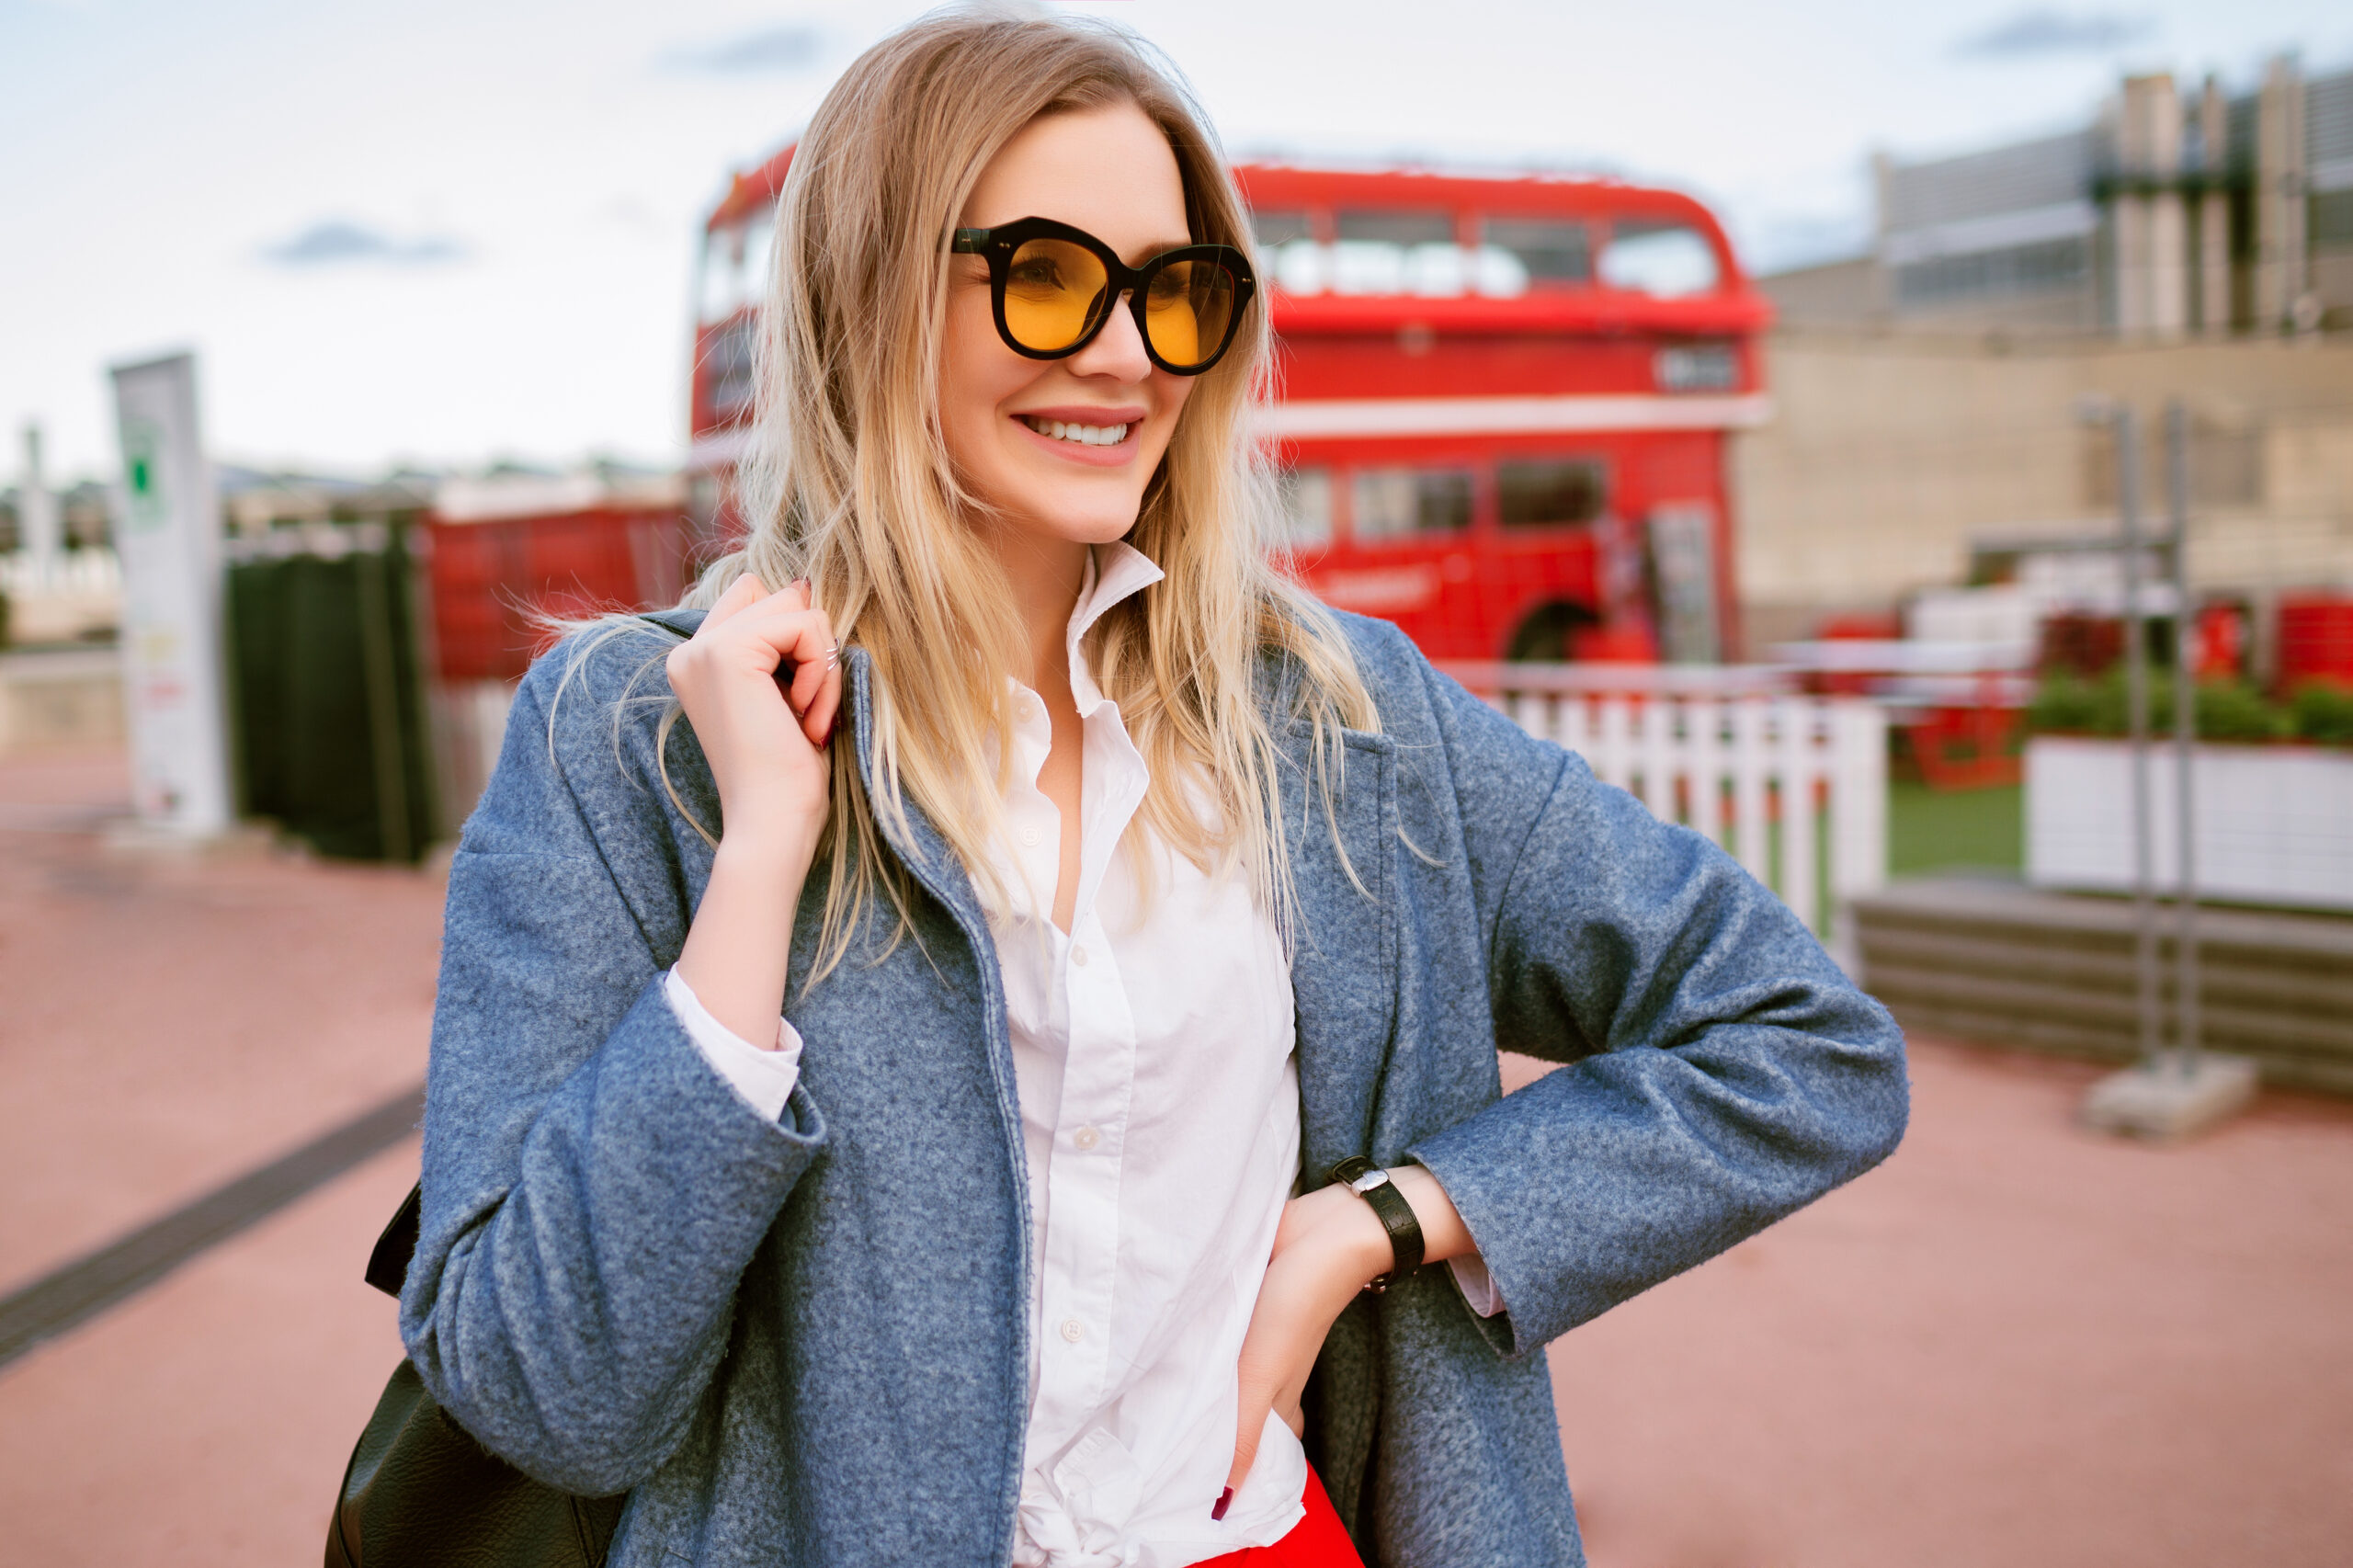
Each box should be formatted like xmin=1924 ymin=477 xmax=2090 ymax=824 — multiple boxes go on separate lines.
xmin=2117 ymin=407 xmax=2160 ymax=1073
xmin=2165 ymin=401 xmax=2201 ymax=1077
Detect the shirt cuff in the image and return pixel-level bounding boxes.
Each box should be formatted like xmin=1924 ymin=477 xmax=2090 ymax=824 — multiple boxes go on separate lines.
xmin=665 ymin=965 xmax=802 ymax=1122
xmin=1449 ymin=1252 xmax=1507 ymax=1318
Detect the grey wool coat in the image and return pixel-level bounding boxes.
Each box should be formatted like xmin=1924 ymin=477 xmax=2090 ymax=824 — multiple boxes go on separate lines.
xmin=403 ymin=607 xmax=1908 ymax=1568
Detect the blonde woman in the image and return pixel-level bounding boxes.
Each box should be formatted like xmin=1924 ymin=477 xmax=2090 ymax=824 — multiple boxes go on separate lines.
xmin=402 ymin=11 xmax=1907 ymax=1567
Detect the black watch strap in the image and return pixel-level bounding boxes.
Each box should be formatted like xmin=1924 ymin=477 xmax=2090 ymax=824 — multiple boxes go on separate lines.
xmin=1327 ymin=1156 xmax=1425 ymax=1293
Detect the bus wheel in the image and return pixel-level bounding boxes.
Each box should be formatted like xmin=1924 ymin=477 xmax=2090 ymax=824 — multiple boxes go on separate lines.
xmin=1505 ymin=602 xmax=1598 ymax=663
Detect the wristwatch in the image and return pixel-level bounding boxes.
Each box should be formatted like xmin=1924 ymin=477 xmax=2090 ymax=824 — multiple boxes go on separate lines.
xmin=1325 ymin=1156 xmax=1424 ymax=1293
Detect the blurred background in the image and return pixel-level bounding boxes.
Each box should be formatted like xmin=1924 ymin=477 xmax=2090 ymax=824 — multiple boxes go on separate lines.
xmin=3 ymin=1 xmax=2350 ymax=1563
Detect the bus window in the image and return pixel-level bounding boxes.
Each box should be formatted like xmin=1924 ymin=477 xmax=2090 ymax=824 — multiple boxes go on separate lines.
xmin=1334 ymin=210 xmax=1459 ymax=296
xmin=703 ymin=318 xmax=756 ymax=419
xmin=1498 ymin=459 xmax=1605 ymax=528
xmin=1597 ymin=221 xmax=1721 ymax=297
xmin=1253 ymin=209 xmax=1327 ymax=294
xmin=697 ymin=205 xmax=778 ymax=324
xmin=699 ymin=222 xmax=748 ymax=323
xmin=1252 ymin=210 xmax=1313 ymax=247
xmin=1470 ymin=246 xmax=1530 ymax=296
xmin=1482 ymin=219 xmax=1591 ymax=286
xmin=1273 ymin=466 xmax=1334 ymax=550
xmin=1353 ymin=468 xmax=1472 ymax=542
xmin=740 ymin=211 xmax=777 ymax=312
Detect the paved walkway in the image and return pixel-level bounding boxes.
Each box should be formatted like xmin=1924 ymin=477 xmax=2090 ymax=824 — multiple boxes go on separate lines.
xmin=3 ymin=746 xmax=2348 ymax=1566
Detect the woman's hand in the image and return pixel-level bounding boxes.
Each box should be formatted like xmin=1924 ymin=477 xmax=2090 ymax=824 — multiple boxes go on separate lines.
xmin=667 ymin=573 xmax=843 ymax=1047
xmin=1222 ymin=1165 xmax=1474 ymax=1509
xmin=665 ymin=573 xmax=842 ymax=860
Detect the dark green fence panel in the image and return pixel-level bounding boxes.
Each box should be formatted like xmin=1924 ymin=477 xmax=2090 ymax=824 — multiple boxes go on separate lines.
xmin=225 ymin=527 xmax=437 ymax=862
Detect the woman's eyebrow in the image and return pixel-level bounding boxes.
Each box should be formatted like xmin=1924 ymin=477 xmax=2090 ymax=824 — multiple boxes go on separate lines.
xmin=1124 ymin=234 xmax=1198 ymax=265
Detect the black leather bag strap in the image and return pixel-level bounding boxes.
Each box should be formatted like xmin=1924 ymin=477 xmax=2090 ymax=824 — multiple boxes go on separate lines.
xmin=367 ymin=1185 xmax=423 ymax=1299
xmin=637 ymin=607 xmax=706 ymax=640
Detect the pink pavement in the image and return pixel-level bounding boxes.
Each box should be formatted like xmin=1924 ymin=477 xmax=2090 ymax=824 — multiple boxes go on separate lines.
xmin=2 ymin=745 xmax=2348 ymax=1566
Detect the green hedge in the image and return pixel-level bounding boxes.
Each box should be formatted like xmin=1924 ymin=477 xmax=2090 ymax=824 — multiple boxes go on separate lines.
xmin=2029 ymin=669 xmax=2352 ymax=746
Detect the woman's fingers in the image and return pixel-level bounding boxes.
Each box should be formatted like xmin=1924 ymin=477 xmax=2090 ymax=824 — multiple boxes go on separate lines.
xmin=725 ymin=596 xmax=841 ymax=747
xmin=672 ymin=576 xmax=839 ymax=743
xmin=1222 ymin=1187 xmax=1389 ymax=1513
xmin=1224 ymin=1273 xmax=1311 ymax=1500
xmin=800 ymin=653 xmax=843 ymax=748
xmin=777 ymin=583 xmax=840 ymax=745
xmin=1226 ymin=1344 xmax=1290 ymax=1498
xmin=703 ymin=571 xmax=768 ymax=631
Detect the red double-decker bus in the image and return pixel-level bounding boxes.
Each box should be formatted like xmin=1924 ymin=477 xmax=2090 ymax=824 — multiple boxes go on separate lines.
xmin=690 ymin=152 xmax=1769 ymax=663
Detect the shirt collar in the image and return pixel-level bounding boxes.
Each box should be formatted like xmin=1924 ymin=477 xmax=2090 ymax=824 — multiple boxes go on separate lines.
xmin=1069 ymin=540 xmax=1165 ymax=648
xmin=1065 ymin=540 xmax=1165 ymax=712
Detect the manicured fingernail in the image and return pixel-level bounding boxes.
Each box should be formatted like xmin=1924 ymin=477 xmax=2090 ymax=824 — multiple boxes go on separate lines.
xmin=1211 ymin=1487 xmax=1232 ymax=1521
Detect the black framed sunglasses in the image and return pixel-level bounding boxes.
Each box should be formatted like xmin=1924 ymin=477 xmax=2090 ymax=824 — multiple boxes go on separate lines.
xmin=951 ymin=216 xmax=1256 ymax=376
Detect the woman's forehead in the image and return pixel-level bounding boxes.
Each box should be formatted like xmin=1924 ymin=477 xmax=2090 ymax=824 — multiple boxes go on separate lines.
xmin=962 ymin=103 xmax=1192 ymax=259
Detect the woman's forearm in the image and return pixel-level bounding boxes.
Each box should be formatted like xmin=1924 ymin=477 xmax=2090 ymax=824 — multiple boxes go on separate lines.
xmin=676 ymin=829 xmax=817 ymax=1046
xmin=665 ymin=574 xmax=841 ymax=1047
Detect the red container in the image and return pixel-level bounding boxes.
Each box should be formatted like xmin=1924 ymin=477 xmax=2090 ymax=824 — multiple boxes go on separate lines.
xmin=423 ymin=507 xmax=692 ymax=682
xmin=2277 ymin=593 xmax=2353 ymax=691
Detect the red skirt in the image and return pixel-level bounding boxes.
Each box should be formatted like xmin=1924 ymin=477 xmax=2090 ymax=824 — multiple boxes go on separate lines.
xmin=1196 ymin=1468 xmax=1364 ymax=1567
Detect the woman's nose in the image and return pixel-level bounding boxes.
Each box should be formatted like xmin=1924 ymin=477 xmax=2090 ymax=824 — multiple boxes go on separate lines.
xmin=1067 ymin=290 xmax=1153 ymax=381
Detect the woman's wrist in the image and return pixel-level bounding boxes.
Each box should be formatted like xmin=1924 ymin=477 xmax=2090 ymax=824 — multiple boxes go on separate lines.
xmin=713 ymin=815 xmax=823 ymax=877
xmin=1384 ymin=1164 xmax=1472 ymax=1266
xmin=1311 ymin=1164 xmax=1475 ymax=1292
xmin=1303 ymin=1181 xmax=1402 ymax=1288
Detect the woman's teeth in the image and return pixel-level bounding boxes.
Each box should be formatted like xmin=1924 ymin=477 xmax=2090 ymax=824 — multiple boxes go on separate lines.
xmin=1022 ymin=416 xmax=1131 ymax=447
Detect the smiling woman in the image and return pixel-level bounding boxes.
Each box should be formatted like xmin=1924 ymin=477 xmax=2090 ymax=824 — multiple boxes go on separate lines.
xmin=391 ymin=9 xmax=1910 ymax=1568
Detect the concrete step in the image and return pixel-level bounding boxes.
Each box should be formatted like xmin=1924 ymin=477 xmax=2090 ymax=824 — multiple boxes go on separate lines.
xmin=1851 ymin=877 xmax=2353 ymax=1096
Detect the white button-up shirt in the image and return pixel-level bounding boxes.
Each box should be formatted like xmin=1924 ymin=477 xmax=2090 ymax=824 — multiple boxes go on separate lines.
xmin=672 ymin=542 xmax=1495 ymax=1566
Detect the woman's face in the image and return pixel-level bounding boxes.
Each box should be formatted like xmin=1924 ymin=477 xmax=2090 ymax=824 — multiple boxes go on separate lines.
xmin=941 ymin=101 xmax=1199 ymax=552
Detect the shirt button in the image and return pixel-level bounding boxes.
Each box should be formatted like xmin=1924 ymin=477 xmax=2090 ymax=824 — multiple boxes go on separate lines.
xmin=1071 ymin=945 xmax=1089 ymax=967
xmin=1074 ymin=1125 xmax=1100 ymax=1152
xmin=1059 ymin=1318 xmax=1086 ymax=1344
xmin=1017 ymin=698 xmax=1040 ymax=724
xmin=1020 ymin=825 xmax=1041 ymax=847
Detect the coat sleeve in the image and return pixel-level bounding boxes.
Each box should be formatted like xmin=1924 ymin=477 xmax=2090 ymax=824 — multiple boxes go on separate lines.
xmin=1399 ymin=650 xmax=1909 ymax=1355
xmin=399 ymin=638 xmax=827 ymax=1494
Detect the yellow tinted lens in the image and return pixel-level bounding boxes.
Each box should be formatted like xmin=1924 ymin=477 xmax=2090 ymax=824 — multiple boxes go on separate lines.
xmin=1144 ymin=258 xmax=1235 ymax=369
xmin=1003 ymin=238 xmax=1108 ymax=352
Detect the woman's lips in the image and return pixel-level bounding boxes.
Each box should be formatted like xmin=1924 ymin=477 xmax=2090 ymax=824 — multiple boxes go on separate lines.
xmin=1011 ymin=411 xmax=1142 ymax=468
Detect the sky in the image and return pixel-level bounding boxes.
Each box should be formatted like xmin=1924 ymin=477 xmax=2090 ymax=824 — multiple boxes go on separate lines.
xmin=5 ymin=0 xmax=2349 ymax=483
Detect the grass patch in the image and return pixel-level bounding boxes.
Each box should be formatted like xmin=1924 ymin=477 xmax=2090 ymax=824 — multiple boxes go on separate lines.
xmin=1889 ymin=781 xmax=2022 ymax=878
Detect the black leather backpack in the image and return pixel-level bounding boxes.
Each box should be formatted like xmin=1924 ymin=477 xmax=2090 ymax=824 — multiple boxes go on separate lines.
xmin=324 ymin=1184 xmax=625 ymax=1568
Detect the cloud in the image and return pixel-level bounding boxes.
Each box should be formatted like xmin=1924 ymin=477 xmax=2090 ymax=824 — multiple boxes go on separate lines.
xmin=258 ymin=220 xmax=466 ymax=267
xmin=1954 ymin=8 xmax=2154 ymax=59
xmin=662 ymin=24 xmax=825 ymax=74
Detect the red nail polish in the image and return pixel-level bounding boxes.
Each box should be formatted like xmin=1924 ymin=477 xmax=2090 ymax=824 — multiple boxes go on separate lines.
xmin=1211 ymin=1487 xmax=1232 ymax=1521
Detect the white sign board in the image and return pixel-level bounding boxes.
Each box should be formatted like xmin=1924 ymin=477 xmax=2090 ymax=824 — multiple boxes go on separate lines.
xmin=109 ymin=352 xmax=233 ymax=838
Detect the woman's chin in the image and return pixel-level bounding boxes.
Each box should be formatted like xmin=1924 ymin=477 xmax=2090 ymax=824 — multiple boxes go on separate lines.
xmin=986 ymin=492 xmax=1152 ymax=551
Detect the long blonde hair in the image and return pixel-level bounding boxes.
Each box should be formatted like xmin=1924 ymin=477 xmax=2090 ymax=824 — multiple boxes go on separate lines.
xmin=660 ymin=6 xmax=1376 ymax=980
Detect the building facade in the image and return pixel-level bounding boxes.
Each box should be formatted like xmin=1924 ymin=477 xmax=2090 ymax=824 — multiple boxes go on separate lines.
xmin=1767 ymin=58 xmax=2353 ymax=338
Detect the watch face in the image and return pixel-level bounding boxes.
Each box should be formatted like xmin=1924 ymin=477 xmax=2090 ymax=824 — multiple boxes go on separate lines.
xmin=1350 ymin=1169 xmax=1387 ymax=1194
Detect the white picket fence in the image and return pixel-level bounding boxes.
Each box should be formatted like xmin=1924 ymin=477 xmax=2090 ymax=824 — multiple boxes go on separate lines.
xmin=0 ymin=547 xmax=121 ymax=599
xmin=1443 ymin=663 xmax=1888 ymax=945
